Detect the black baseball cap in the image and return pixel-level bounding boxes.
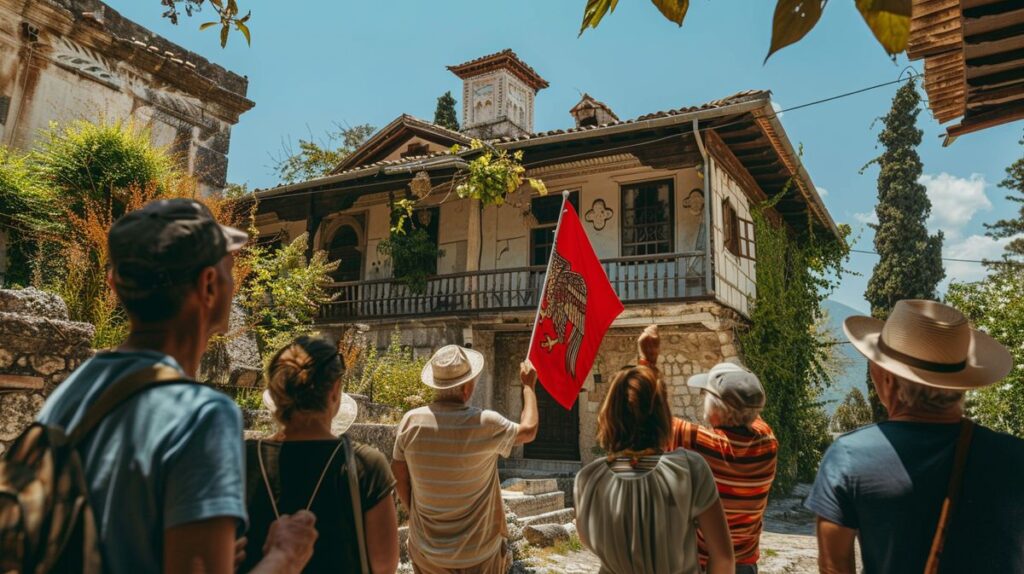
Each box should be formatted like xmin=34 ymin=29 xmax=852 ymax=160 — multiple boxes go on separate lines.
xmin=108 ymin=198 xmax=248 ymax=291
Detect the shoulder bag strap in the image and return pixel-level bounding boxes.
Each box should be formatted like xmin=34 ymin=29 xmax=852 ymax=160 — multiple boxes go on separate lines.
xmin=924 ymin=418 xmax=975 ymax=574
xmin=344 ymin=436 xmax=371 ymax=574
xmin=67 ymin=364 xmax=192 ymax=446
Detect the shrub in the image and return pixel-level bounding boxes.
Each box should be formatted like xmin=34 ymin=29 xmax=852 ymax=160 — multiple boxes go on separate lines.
xmin=238 ymin=232 xmax=338 ymax=360
xmin=346 ymin=328 xmax=429 ymax=412
xmin=831 ymin=387 xmax=873 ymax=433
xmin=0 ymin=147 xmax=58 ymax=286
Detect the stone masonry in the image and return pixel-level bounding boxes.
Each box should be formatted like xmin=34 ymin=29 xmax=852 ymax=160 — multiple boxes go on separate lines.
xmin=0 ymin=288 xmax=94 ymax=453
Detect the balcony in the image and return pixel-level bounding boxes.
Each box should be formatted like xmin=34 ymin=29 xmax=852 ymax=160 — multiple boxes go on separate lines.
xmin=318 ymin=251 xmax=708 ymax=322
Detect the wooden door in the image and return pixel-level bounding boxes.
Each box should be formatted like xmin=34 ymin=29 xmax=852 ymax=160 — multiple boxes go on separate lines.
xmin=524 ymin=382 xmax=580 ymax=461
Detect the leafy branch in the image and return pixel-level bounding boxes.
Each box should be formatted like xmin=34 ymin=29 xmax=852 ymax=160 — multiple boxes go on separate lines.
xmin=160 ymin=0 xmax=250 ymax=47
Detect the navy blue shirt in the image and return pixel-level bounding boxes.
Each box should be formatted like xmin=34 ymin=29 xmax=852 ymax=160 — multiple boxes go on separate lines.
xmin=806 ymin=421 xmax=1024 ymax=573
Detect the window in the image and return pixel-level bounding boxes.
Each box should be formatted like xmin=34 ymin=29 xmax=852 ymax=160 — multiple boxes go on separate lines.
xmin=738 ymin=217 xmax=756 ymax=260
xmin=327 ymin=225 xmax=362 ymax=282
xmin=394 ymin=207 xmax=440 ymax=275
xmin=621 ymin=180 xmax=674 ymax=256
xmin=400 ymin=142 xmax=430 ymax=158
xmin=530 ymin=192 xmax=579 ymax=266
xmin=0 ymin=96 xmax=10 ymax=126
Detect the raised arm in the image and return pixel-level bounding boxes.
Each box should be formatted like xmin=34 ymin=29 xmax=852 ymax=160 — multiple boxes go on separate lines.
xmin=637 ymin=325 xmax=660 ymax=370
xmin=515 ymin=359 xmax=539 ymax=445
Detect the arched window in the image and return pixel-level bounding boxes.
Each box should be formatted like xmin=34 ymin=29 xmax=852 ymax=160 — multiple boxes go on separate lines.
xmin=327 ymin=225 xmax=362 ymax=282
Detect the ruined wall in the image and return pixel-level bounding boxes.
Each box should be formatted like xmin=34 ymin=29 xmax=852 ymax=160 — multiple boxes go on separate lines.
xmin=0 ymin=288 xmax=93 ymax=453
xmin=0 ymin=0 xmax=253 ymax=193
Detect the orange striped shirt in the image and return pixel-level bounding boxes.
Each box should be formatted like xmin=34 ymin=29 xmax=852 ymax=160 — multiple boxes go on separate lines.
xmin=669 ymin=417 xmax=778 ymax=566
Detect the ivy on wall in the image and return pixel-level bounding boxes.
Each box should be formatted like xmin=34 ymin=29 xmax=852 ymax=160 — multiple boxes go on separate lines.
xmin=738 ymin=194 xmax=852 ymax=492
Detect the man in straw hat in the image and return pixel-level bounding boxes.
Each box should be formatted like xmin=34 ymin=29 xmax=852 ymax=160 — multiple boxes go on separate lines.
xmin=392 ymin=345 xmax=540 ymax=574
xmin=806 ymin=299 xmax=1024 ymax=574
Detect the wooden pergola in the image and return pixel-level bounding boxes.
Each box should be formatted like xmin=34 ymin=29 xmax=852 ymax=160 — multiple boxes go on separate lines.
xmin=908 ymin=0 xmax=1024 ymax=144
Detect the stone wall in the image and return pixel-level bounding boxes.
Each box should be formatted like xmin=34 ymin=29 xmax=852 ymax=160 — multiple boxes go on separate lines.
xmin=0 ymin=288 xmax=94 ymax=453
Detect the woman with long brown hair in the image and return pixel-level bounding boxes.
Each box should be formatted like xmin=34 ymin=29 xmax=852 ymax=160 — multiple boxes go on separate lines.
xmin=241 ymin=335 xmax=399 ymax=573
xmin=575 ymin=365 xmax=734 ymax=574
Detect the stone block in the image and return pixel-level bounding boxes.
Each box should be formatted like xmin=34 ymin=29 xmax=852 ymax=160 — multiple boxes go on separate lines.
xmin=0 ymin=288 xmax=68 ymax=320
xmin=0 ymin=349 xmax=13 ymax=369
xmin=502 ymin=491 xmax=564 ymax=518
xmin=398 ymin=525 xmax=409 ymax=563
xmin=501 ymin=478 xmax=557 ymax=496
xmin=345 ymin=423 xmax=398 ymax=462
xmin=31 ymin=355 xmax=65 ymax=376
xmin=523 ymin=523 xmax=570 ymax=548
xmin=518 ymin=507 xmax=575 ymax=528
xmin=0 ymin=393 xmax=44 ymax=441
xmin=0 ymin=374 xmax=44 ymax=391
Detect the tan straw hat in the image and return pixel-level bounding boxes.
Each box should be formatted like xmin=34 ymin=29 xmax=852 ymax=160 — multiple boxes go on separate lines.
xmin=421 ymin=344 xmax=485 ymax=389
xmin=262 ymin=389 xmax=360 ymax=435
xmin=844 ymin=299 xmax=1013 ymax=390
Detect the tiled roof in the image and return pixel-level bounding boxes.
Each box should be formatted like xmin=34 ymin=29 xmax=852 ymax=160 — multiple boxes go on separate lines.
xmin=256 ymin=90 xmax=770 ymax=194
xmin=447 ymin=49 xmax=549 ymax=90
xmin=497 ymin=90 xmax=769 ymax=143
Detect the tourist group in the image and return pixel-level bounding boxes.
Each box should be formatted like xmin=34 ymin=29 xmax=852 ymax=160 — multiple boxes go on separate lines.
xmin=2 ymin=199 xmax=1022 ymax=574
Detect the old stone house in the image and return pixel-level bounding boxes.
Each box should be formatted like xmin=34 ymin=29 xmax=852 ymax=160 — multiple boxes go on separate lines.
xmin=252 ymin=50 xmax=838 ymax=470
xmin=0 ymin=0 xmax=253 ymax=282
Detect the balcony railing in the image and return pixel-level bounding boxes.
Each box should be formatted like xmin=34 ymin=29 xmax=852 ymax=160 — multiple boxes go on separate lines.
xmin=319 ymin=251 xmax=707 ymax=322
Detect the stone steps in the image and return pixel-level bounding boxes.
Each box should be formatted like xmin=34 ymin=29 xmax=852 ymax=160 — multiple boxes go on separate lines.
xmin=518 ymin=507 xmax=576 ymax=528
xmin=502 ymin=490 xmax=564 ymax=518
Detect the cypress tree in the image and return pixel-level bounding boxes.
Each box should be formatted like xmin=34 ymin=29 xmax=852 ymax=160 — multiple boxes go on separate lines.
xmin=434 ymin=91 xmax=460 ymax=131
xmin=864 ymin=78 xmax=944 ymax=420
xmin=985 ymin=135 xmax=1024 ymax=270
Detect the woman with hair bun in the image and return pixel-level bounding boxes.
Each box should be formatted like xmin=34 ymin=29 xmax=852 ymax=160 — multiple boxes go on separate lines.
xmin=575 ymin=365 xmax=735 ymax=574
xmin=241 ymin=335 xmax=399 ymax=573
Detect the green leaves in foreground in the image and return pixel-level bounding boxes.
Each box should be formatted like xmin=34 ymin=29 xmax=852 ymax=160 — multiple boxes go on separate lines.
xmin=581 ymin=0 xmax=912 ymax=61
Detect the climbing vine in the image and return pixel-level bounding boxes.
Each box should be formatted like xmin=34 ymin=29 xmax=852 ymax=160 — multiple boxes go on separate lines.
xmin=738 ymin=193 xmax=852 ymax=492
xmin=383 ymin=140 xmax=546 ymax=290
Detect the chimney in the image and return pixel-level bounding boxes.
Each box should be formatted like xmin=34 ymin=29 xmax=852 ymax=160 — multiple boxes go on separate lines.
xmin=570 ymin=94 xmax=618 ymax=128
xmin=447 ymin=50 xmax=549 ymax=139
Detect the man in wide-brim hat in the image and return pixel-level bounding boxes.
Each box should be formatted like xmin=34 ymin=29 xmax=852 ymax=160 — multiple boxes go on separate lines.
xmin=806 ymin=299 xmax=1024 ymax=574
xmin=391 ymin=345 xmax=541 ymax=574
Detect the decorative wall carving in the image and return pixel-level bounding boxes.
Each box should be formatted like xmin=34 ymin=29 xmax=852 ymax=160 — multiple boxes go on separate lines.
xmin=585 ymin=199 xmax=614 ymax=231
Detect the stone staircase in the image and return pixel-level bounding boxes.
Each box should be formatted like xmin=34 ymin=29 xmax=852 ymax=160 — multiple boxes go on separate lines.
xmin=501 ymin=478 xmax=576 ymax=529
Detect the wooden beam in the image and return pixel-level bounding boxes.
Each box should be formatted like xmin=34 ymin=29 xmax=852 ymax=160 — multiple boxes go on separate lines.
xmin=0 ymin=374 xmax=44 ymax=391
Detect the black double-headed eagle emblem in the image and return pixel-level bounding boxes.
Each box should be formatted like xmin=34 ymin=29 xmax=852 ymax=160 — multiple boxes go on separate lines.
xmin=538 ymin=251 xmax=588 ymax=378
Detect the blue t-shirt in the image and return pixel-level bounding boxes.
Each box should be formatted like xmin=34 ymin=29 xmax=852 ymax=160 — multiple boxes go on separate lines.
xmin=805 ymin=421 xmax=1024 ymax=573
xmin=37 ymin=351 xmax=247 ymax=573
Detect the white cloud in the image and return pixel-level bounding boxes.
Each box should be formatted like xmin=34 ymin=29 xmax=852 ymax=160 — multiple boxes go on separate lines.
xmin=853 ymin=211 xmax=878 ymax=225
xmin=771 ymin=101 xmax=784 ymax=118
xmin=816 ymin=187 xmax=828 ymax=197
xmin=943 ymin=234 xmax=1014 ymax=284
xmin=920 ymin=173 xmax=991 ymax=235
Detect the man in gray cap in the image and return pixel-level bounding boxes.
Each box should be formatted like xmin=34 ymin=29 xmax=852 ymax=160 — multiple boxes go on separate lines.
xmin=392 ymin=345 xmax=539 ymax=574
xmin=37 ymin=199 xmax=316 ymax=573
xmin=638 ymin=325 xmax=777 ymax=574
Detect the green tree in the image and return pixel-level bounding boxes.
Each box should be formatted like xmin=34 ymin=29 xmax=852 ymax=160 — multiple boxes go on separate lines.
xmin=984 ymin=134 xmax=1024 ymax=270
xmin=273 ymin=123 xmax=375 ymax=185
xmin=831 ymin=387 xmax=873 ymax=433
xmin=0 ymin=148 xmax=58 ymax=286
xmin=434 ymin=91 xmax=460 ymax=131
xmin=863 ymin=78 xmax=944 ymax=421
xmin=947 ymin=272 xmax=1024 ymax=437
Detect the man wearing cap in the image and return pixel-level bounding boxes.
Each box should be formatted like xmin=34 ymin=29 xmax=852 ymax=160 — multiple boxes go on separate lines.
xmin=638 ymin=325 xmax=777 ymax=574
xmin=807 ymin=300 xmax=1024 ymax=573
xmin=36 ymin=199 xmax=317 ymax=574
xmin=392 ymin=345 xmax=540 ymax=574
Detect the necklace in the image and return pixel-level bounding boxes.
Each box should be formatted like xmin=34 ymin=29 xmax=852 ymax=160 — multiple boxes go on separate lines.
xmin=607 ymin=447 xmax=662 ymax=469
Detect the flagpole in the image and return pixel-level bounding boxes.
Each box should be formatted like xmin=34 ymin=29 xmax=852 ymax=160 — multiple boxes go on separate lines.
xmin=527 ymin=190 xmax=571 ymax=355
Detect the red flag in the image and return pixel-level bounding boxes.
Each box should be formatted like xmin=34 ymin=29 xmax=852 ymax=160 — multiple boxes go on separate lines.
xmin=528 ymin=200 xmax=624 ymax=410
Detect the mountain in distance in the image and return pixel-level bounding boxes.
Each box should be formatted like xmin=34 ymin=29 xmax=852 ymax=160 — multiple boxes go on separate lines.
xmin=818 ymin=299 xmax=869 ymax=415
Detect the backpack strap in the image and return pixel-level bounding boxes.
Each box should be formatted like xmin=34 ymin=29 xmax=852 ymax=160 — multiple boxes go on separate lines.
xmin=343 ymin=436 xmax=371 ymax=574
xmin=67 ymin=364 xmax=192 ymax=446
xmin=924 ymin=418 xmax=975 ymax=574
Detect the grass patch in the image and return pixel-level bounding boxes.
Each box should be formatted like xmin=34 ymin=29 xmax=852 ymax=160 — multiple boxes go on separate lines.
xmin=763 ymin=548 xmax=779 ymax=557
xmin=536 ymin=533 xmax=584 ymax=557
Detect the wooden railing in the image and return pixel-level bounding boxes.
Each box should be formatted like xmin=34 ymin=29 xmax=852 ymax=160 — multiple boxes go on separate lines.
xmin=319 ymin=251 xmax=707 ymax=322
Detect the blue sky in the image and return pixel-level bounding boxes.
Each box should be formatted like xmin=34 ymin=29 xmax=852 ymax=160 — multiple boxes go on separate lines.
xmin=112 ymin=1 xmax=1022 ymax=313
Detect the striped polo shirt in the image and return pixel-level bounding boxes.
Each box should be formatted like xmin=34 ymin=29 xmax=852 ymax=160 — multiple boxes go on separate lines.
xmin=670 ymin=417 xmax=778 ymax=566
xmin=394 ymin=402 xmax=519 ymax=572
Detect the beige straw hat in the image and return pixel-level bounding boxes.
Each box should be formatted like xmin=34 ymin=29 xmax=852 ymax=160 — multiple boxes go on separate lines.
xmin=844 ymin=299 xmax=1013 ymax=390
xmin=421 ymin=344 xmax=485 ymax=389
xmin=262 ymin=389 xmax=360 ymax=435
